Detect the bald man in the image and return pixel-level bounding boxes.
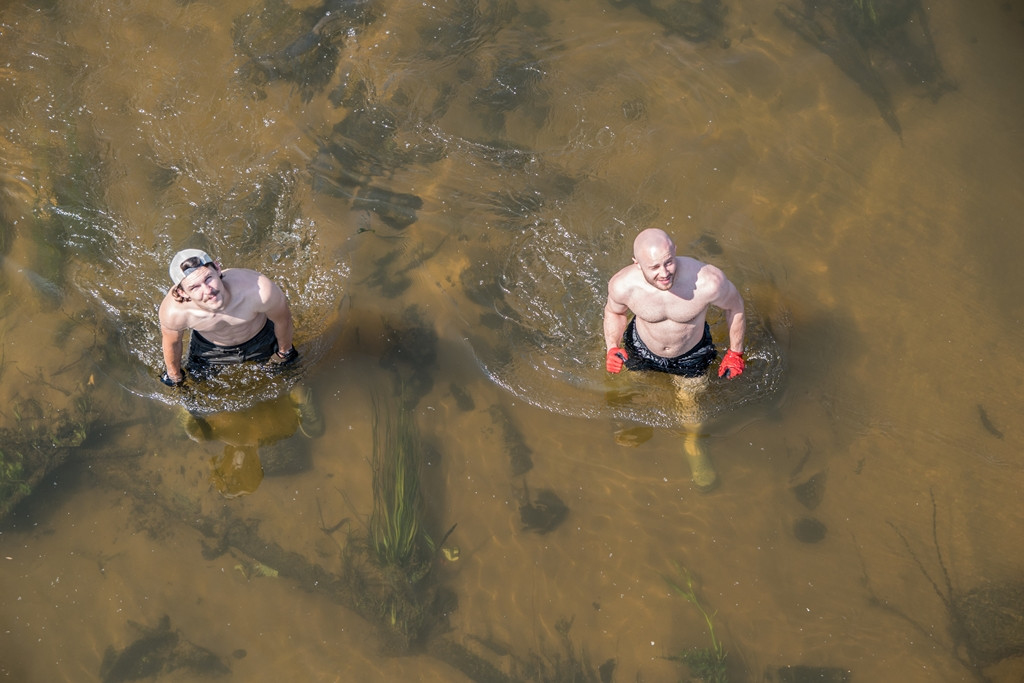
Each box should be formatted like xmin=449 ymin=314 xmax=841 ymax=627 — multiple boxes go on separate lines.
xmin=603 ymin=229 xmax=745 ymax=490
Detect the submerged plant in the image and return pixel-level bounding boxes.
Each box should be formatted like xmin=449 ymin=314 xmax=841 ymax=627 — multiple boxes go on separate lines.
xmin=369 ymin=396 xmax=428 ymax=568
xmin=0 ymin=447 xmax=31 ymax=504
xmin=339 ymin=394 xmax=460 ymax=648
xmin=850 ymin=0 xmax=879 ymax=27
xmin=665 ymin=563 xmax=729 ymax=683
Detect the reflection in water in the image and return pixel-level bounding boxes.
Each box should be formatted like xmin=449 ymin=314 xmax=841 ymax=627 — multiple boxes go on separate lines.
xmin=209 ymin=445 xmax=265 ymax=498
xmin=180 ymin=387 xmax=320 ymax=497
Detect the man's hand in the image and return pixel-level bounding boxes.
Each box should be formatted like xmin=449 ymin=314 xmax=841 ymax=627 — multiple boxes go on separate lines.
xmin=606 ymin=347 xmax=628 ymax=373
xmin=160 ymin=370 xmax=186 ymax=387
xmin=718 ymin=349 xmax=744 ymax=379
xmin=269 ymin=346 xmax=299 ymax=366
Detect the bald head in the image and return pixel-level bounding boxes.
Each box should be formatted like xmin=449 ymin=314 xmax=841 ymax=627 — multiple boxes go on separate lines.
xmin=633 ymin=228 xmax=675 ymax=262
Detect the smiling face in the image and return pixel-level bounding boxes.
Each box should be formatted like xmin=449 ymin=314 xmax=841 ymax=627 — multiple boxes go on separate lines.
xmin=633 ymin=230 xmax=677 ymax=291
xmin=178 ymin=264 xmax=226 ymax=310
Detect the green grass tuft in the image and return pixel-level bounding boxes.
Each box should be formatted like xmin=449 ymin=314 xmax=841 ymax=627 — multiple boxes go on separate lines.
xmin=664 ymin=563 xmax=729 ymax=683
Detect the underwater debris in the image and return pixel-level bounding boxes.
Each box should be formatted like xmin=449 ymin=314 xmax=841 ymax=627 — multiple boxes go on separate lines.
xmin=954 ymin=581 xmax=1024 ymax=667
xmin=235 ymin=558 xmax=280 ymax=579
xmin=881 ymin=490 xmax=1024 ymax=677
xmin=0 ymin=408 xmax=94 ymax=521
xmin=352 ymin=185 xmax=424 ymax=230
xmin=612 ymin=424 xmax=654 ymax=447
xmin=769 ymin=665 xmax=850 ymax=682
xmin=488 ymin=403 xmax=534 ymax=476
xmin=471 ymin=48 xmax=549 ymax=132
xmin=976 ymin=404 xmax=1003 ymax=440
xmin=518 ymin=481 xmax=569 ymax=534
xmin=791 ymin=472 xmax=826 ymax=510
xmin=100 ymin=615 xmax=229 ymax=683
xmin=449 ymin=382 xmax=476 ymax=412
xmin=793 ymin=516 xmax=827 ymax=543
xmin=608 ymin=0 xmax=726 ymax=43
xmin=234 ymin=0 xmax=378 ymax=100
xmin=308 ymin=96 xmax=432 ymax=229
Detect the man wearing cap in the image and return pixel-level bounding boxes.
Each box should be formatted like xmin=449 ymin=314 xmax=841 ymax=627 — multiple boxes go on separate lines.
xmin=159 ymin=249 xmax=298 ymax=386
xmin=603 ymin=228 xmax=745 ymax=491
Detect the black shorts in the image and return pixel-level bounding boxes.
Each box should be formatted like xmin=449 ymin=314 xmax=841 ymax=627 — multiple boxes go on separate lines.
xmin=623 ymin=318 xmax=717 ymax=378
xmin=186 ymin=318 xmax=279 ymax=376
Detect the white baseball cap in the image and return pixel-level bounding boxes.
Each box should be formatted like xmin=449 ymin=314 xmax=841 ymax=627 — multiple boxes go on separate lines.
xmin=168 ymin=249 xmax=215 ymax=287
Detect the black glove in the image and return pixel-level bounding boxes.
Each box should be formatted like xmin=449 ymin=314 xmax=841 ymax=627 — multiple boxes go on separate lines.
xmin=268 ymin=346 xmax=299 ymax=366
xmin=160 ymin=370 xmax=186 ymax=387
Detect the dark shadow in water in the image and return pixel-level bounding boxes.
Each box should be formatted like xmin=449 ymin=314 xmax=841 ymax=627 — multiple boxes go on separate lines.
xmin=776 ymin=0 xmax=956 ymax=138
xmin=309 ymin=95 xmax=434 ymax=230
xmin=234 ymin=0 xmax=379 ymax=102
xmin=517 ymin=480 xmax=568 ymax=534
xmin=488 ymin=403 xmax=535 ymax=476
xmin=607 ymin=0 xmax=726 ymax=43
xmin=100 ymin=615 xmax=230 ymax=683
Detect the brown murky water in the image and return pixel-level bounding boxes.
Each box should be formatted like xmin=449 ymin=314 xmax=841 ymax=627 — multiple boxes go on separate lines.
xmin=2 ymin=0 xmax=1023 ymax=681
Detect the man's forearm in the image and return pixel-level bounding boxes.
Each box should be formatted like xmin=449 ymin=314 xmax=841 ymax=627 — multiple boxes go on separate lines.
xmin=603 ymin=308 xmax=629 ymax=350
xmin=162 ymin=340 xmax=184 ymax=378
xmin=727 ymin=310 xmax=746 ymax=353
xmin=271 ymin=314 xmax=294 ymax=352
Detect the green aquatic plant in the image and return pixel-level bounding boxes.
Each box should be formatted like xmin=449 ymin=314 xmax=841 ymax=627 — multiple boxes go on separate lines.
xmin=850 ymin=0 xmax=879 ymax=27
xmin=0 ymin=447 xmax=31 ymax=504
xmin=369 ymin=397 xmax=428 ymax=568
xmin=338 ymin=395 xmax=450 ymax=647
xmin=665 ymin=563 xmax=729 ymax=683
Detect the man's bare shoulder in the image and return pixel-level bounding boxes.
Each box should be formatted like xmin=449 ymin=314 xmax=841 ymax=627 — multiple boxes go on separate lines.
xmin=158 ymin=291 xmax=193 ymax=331
xmin=608 ymin=262 xmax=641 ymax=293
xmin=221 ymin=267 xmax=263 ymax=285
xmin=225 ymin=268 xmax=274 ymax=293
xmin=693 ymin=262 xmax=733 ymax=300
xmin=607 ymin=265 xmax=642 ymax=310
xmin=694 ymin=261 xmax=725 ymax=285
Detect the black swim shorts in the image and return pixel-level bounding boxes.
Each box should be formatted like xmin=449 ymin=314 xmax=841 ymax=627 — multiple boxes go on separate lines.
xmin=186 ymin=318 xmax=279 ymax=373
xmin=622 ymin=318 xmax=717 ymax=378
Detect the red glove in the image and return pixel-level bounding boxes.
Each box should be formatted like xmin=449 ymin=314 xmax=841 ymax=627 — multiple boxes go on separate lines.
xmin=718 ymin=349 xmax=744 ymax=379
xmin=606 ymin=347 xmax=628 ymax=373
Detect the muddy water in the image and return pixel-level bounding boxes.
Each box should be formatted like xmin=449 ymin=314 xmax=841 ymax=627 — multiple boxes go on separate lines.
xmin=2 ymin=0 xmax=1024 ymax=681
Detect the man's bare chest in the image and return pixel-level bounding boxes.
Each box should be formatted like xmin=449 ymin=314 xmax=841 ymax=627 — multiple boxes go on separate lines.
xmin=189 ymin=309 xmax=265 ymax=345
xmin=629 ymin=291 xmax=705 ymax=325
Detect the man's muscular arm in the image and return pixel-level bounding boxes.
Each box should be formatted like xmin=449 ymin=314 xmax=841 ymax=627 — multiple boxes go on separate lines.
xmin=159 ymin=297 xmax=188 ymax=383
xmin=701 ymin=266 xmax=745 ymax=353
xmin=603 ymin=276 xmax=632 ymax=373
xmin=717 ymin=281 xmax=745 ymax=354
xmin=701 ymin=265 xmax=746 ymax=379
xmin=603 ymin=297 xmax=630 ymax=351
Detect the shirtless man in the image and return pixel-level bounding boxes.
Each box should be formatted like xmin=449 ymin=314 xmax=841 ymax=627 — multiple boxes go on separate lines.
xmin=603 ymin=228 xmax=745 ymax=490
xmin=158 ymin=249 xmax=298 ymax=386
